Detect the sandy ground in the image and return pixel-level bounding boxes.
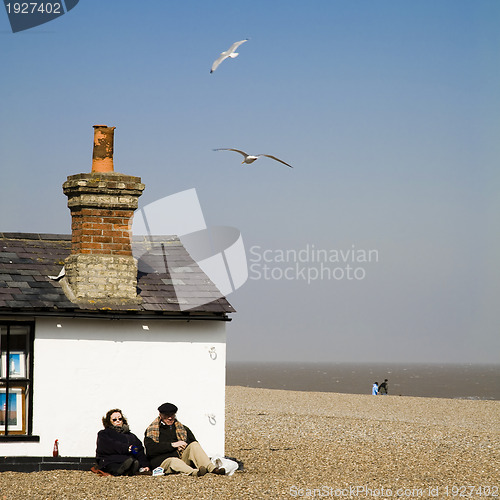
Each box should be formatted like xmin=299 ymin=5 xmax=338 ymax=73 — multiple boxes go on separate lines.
xmin=0 ymin=386 xmax=498 ymax=499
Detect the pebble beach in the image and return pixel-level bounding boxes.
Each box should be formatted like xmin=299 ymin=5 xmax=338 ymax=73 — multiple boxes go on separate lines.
xmin=1 ymin=386 xmax=498 ymax=499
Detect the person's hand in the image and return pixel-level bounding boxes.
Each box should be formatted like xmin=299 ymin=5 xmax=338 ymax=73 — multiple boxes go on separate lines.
xmin=172 ymin=440 xmax=187 ymax=451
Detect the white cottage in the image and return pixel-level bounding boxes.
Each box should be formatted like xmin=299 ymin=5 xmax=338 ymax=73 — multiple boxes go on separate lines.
xmin=0 ymin=126 xmax=235 ymax=472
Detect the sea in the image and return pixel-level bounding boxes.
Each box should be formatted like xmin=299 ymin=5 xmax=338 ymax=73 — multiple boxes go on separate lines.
xmin=226 ymin=362 xmax=500 ymax=400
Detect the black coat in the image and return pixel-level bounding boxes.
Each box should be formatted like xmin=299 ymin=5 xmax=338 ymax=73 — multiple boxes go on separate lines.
xmin=96 ymin=427 xmax=149 ymax=469
xmin=144 ymin=422 xmax=197 ymax=470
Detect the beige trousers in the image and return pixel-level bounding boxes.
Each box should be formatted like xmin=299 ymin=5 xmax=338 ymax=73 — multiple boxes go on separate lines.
xmin=160 ymin=441 xmax=215 ymax=475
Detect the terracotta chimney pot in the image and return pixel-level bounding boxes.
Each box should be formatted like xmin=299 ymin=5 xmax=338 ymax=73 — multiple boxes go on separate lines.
xmin=92 ymin=125 xmax=116 ymax=173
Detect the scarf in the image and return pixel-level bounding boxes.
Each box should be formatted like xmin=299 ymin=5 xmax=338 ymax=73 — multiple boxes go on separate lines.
xmin=145 ymin=416 xmax=188 ymax=456
xmin=113 ymin=423 xmax=130 ymax=433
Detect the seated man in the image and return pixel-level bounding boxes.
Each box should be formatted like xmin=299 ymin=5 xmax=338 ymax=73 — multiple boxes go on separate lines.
xmin=144 ymin=402 xmax=225 ymax=477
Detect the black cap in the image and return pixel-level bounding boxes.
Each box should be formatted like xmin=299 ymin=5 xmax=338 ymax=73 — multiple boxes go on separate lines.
xmin=158 ymin=402 xmax=178 ymax=414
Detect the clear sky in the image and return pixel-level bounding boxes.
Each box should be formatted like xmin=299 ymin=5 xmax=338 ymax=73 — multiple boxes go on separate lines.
xmin=1 ymin=0 xmax=499 ymax=364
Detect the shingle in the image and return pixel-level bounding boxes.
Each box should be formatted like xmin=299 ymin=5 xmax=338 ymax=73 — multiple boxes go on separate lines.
xmin=12 ymin=274 xmax=35 ymax=282
xmin=29 ymin=281 xmax=52 ymax=288
xmin=7 ymin=281 xmax=31 ymax=288
xmin=39 ymin=234 xmax=71 ymax=241
xmin=161 ymin=278 xmax=185 ymax=285
xmin=2 ymin=232 xmax=42 ymax=240
xmin=17 ymin=270 xmax=39 ymax=276
xmin=0 ymin=253 xmax=18 ymax=259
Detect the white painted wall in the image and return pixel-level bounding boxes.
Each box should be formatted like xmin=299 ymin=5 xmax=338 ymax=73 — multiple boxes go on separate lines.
xmin=2 ymin=317 xmax=227 ymax=459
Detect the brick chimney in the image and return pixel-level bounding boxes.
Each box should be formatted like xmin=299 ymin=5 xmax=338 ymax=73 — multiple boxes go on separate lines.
xmin=62 ymin=125 xmax=145 ymax=306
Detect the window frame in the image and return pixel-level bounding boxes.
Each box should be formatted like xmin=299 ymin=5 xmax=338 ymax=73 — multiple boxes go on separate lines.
xmin=0 ymin=321 xmax=35 ymax=438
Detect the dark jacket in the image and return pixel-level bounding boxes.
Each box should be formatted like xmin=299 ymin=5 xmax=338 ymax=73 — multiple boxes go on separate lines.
xmin=378 ymin=382 xmax=388 ymax=394
xmin=96 ymin=426 xmax=149 ymax=469
xmin=144 ymin=422 xmax=197 ymax=470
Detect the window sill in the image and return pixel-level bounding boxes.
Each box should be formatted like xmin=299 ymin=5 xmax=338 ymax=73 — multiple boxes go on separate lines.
xmin=0 ymin=435 xmax=40 ymax=442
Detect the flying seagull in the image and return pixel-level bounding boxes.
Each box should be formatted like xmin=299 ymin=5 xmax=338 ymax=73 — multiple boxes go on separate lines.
xmin=214 ymin=148 xmax=293 ymax=168
xmin=210 ymin=39 xmax=249 ymax=73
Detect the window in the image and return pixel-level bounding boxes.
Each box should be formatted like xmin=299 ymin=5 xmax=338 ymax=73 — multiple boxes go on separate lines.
xmin=0 ymin=323 xmax=34 ymax=436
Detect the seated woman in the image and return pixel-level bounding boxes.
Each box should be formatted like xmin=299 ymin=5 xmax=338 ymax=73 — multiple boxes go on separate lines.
xmin=95 ymin=408 xmax=150 ymax=476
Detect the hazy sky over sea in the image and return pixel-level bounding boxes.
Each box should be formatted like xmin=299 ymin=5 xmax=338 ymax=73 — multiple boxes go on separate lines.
xmin=1 ymin=1 xmax=499 ymax=364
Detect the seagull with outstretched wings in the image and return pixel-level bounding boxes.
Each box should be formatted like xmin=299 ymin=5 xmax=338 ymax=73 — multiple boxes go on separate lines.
xmin=210 ymin=39 xmax=249 ymax=73
xmin=214 ymin=148 xmax=293 ymax=168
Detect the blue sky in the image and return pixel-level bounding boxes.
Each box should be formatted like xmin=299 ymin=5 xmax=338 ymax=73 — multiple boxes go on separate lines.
xmin=1 ymin=0 xmax=499 ymax=363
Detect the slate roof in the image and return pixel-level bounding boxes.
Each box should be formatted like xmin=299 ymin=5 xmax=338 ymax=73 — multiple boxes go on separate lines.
xmin=0 ymin=233 xmax=234 ymax=318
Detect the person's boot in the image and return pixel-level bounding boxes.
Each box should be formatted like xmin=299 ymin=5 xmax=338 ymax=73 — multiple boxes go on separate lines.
xmin=129 ymin=459 xmax=140 ymax=476
xmin=192 ymin=466 xmax=207 ymax=477
xmin=116 ymin=457 xmax=134 ymax=475
xmin=211 ymin=467 xmax=226 ymax=475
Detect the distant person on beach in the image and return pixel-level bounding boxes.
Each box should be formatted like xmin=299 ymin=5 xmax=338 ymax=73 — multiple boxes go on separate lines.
xmin=144 ymin=402 xmax=226 ymax=477
xmin=95 ymin=409 xmax=150 ymax=476
xmin=378 ymin=379 xmax=388 ymax=395
xmin=372 ymin=382 xmax=379 ymax=395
